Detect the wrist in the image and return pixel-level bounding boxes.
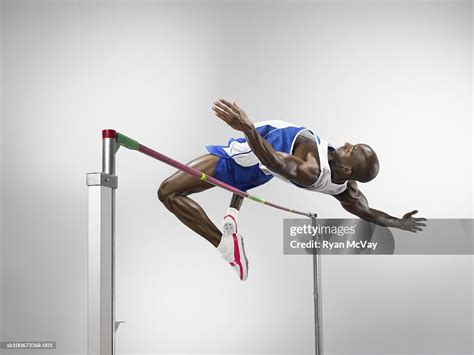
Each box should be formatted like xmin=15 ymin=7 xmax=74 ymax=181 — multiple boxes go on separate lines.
xmin=394 ymin=218 xmax=404 ymax=229
xmin=241 ymin=122 xmax=255 ymax=134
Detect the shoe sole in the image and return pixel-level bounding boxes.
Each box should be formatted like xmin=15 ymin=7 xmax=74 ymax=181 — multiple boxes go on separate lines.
xmin=232 ymin=233 xmax=248 ymax=281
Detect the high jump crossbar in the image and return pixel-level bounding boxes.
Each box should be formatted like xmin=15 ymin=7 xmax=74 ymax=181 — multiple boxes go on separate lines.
xmin=86 ymin=129 xmax=323 ymax=355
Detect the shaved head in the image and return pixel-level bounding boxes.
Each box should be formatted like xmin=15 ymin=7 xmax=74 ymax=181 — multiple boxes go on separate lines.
xmin=353 ymin=144 xmax=379 ymax=182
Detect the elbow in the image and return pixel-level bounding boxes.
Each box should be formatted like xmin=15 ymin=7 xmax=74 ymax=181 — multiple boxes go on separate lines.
xmin=348 ymin=208 xmax=373 ymax=223
xmin=359 ymin=214 xmax=375 ymax=224
xmin=264 ymin=158 xmax=286 ymax=175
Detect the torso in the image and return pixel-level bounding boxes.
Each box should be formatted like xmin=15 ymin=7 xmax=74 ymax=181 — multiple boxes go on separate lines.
xmin=287 ymin=128 xmax=347 ymax=195
xmin=292 ymin=133 xmax=320 ymax=163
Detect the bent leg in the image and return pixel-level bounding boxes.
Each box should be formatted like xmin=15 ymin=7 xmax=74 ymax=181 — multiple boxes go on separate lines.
xmin=229 ymin=193 xmax=244 ymax=210
xmin=158 ymin=154 xmax=223 ymax=247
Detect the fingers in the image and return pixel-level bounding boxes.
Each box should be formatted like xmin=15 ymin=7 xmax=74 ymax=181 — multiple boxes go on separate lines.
xmin=212 ymin=102 xmax=227 ymax=115
xmin=223 ymin=99 xmax=241 ymax=113
xmin=215 ymin=99 xmax=237 ymax=115
xmin=213 ymin=102 xmax=231 ymax=116
xmin=402 ymin=211 xmax=427 ymax=232
xmin=219 ymin=98 xmax=236 ymax=111
xmin=212 ymin=106 xmax=231 ymax=123
xmin=216 ymin=98 xmax=245 ymax=117
xmin=403 ymin=210 xmax=426 ymax=221
xmin=408 ymin=222 xmax=426 ymax=232
xmin=233 ymin=101 xmax=244 ymax=114
xmin=212 ymin=100 xmax=234 ymax=120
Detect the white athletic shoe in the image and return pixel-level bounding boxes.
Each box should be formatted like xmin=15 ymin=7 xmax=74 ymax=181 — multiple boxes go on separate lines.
xmin=222 ymin=213 xmax=238 ymax=235
xmin=217 ymin=233 xmax=249 ymax=281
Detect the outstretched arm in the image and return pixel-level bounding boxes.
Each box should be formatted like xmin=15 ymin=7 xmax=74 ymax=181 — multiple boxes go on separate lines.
xmin=334 ymin=181 xmax=426 ymax=232
xmin=212 ymin=99 xmax=318 ymax=186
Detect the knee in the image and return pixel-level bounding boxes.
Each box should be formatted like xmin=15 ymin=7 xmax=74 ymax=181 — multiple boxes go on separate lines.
xmin=157 ymin=180 xmax=174 ymax=205
xmin=158 ymin=178 xmax=184 ymax=207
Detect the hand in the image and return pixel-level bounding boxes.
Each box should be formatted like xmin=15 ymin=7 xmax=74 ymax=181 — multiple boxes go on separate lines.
xmin=399 ymin=210 xmax=427 ymax=232
xmin=212 ymin=99 xmax=253 ymax=132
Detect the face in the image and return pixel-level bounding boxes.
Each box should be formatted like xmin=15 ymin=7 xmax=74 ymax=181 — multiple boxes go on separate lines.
xmin=335 ymin=142 xmax=363 ymax=164
xmin=334 ymin=143 xmax=378 ymax=181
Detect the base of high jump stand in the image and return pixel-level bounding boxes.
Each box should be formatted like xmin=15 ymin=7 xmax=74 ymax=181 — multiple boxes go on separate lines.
xmin=86 ymin=131 xmax=323 ymax=355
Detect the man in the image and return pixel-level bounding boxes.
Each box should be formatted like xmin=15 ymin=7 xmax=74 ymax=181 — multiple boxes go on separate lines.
xmin=158 ymin=99 xmax=426 ymax=281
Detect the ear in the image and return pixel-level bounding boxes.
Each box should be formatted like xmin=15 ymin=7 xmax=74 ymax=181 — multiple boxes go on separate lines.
xmin=343 ymin=166 xmax=352 ymax=176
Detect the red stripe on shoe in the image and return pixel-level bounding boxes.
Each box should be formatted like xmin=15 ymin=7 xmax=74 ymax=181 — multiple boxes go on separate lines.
xmin=224 ymin=214 xmax=238 ymax=233
xmin=232 ymin=233 xmax=243 ymax=280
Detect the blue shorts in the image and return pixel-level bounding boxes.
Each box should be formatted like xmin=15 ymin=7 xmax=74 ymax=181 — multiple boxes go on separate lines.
xmin=212 ymin=156 xmax=273 ymax=192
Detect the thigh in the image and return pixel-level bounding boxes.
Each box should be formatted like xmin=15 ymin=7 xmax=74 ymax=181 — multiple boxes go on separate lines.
xmin=161 ymin=154 xmax=219 ymax=196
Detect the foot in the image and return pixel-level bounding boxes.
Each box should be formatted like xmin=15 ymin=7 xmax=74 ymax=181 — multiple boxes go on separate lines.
xmin=222 ymin=214 xmax=238 ymax=235
xmin=222 ymin=208 xmax=239 ymax=235
xmin=217 ymin=233 xmax=249 ymax=281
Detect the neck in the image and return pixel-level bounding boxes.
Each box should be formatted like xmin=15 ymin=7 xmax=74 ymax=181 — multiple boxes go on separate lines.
xmin=328 ymin=150 xmax=347 ymax=184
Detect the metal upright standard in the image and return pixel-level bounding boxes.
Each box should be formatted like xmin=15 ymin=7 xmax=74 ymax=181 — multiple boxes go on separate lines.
xmin=87 ymin=130 xmax=118 ymax=355
xmin=87 ymin=129 xmax=323 ymax=355
xmin=311 ymin=215 xmax=323 ymax=355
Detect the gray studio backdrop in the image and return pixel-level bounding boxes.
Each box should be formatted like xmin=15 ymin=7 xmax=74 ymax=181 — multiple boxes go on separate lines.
xmin=0 ymin=1 xmax=472 ymax=354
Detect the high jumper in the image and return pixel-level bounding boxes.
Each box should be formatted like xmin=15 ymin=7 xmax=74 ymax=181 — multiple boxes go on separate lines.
xmin=158 ymin=99 xmax=426 ymax=281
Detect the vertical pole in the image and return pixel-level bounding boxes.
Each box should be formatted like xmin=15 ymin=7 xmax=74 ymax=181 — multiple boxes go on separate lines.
xmin=87 ymin=130 xmax=118 ymax=355
xmin=311 ymin=215 xmax=323 ymax=355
